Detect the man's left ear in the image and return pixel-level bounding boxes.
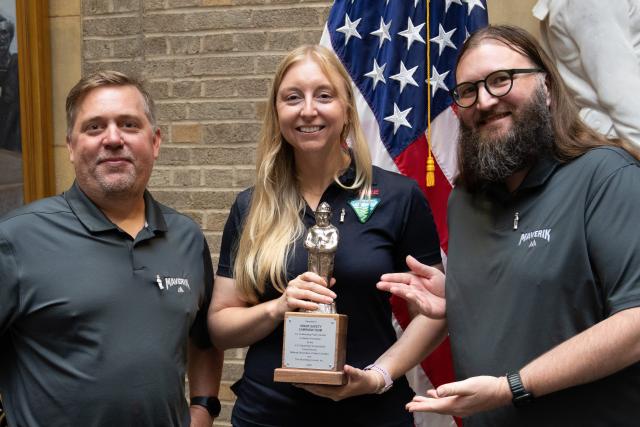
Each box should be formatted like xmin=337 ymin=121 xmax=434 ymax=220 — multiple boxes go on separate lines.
xmin=153 ymin=128 xmax=162 ymax=159
xmin=544 ymin=75 xmax=551 ymax=107
xmin=66 ymin=136 xmax=75 ymax=163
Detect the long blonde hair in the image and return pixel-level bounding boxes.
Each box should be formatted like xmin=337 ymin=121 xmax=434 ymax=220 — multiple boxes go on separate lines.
xmin=234 ymin=45 xmax=372 ymax=304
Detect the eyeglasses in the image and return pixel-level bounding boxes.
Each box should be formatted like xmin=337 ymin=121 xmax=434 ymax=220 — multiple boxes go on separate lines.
xmin=450 ymin=68 xmax=544 ymax=108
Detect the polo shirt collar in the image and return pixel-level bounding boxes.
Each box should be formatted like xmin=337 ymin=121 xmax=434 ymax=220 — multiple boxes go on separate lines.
xmin=143 ymin=190 xmax=168 ymax=233
xmin=337 ymin=153 xmax=357 ymax=187
xmin=517 ymin=154 xmax=560 ymax=192
xmin=64 ymin=181 xmax=167 ymax=234
xmin=484 ymin=154 xmax=561 ymax=202
xmin=303 ymin=152 xmax=361 ymax=218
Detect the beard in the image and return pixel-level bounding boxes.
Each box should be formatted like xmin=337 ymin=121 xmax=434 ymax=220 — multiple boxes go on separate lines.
xmin=76 ymin=151 xmax=146 ymax=200
xmin=457 ymin=85 xmax=554 ymax=192
xmin=94 ymin=167 xmax=138 ymax=194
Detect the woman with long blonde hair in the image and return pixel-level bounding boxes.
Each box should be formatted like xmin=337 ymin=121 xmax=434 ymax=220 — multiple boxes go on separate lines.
xmin=209 ymin=45 xmax=445 ymax=426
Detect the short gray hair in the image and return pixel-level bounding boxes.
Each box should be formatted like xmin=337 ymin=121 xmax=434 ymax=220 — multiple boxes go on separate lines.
xmin=66 ymin=70 xmax=156 ymax=138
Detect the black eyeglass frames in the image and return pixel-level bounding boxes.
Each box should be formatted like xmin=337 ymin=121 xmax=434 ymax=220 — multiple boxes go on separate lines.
xmin=449 ymin=68 xmax=544 ymax=108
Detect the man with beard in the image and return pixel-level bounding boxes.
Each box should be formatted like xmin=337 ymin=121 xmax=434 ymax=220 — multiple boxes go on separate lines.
xmin=0 ymin=71 xmax=223 ymax=427
xmin=377 ymin=25 xmax=640 ymax=426
xmin=0 ymin=14 xmax=20 ymax=152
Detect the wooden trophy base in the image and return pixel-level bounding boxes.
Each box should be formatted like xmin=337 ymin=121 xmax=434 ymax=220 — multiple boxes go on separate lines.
xmin=274 ymin=312 xmax=347 ymax=386
xmin=273 ymin=367 xmax=346 ymax=385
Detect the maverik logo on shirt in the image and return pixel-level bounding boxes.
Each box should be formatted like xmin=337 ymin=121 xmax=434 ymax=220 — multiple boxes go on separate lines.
xmin=518 ymin=229 xmax=552 ymax=248
xmin=156 ymin=275 xmax=191 ymax=293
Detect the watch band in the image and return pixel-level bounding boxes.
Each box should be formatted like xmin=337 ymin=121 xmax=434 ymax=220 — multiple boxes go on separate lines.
xmin=190 ymin=396 xmax=221 ymax=418
xmin=364 ymin=364 xmax=393 ymax=394
xmin=506 ymin=372 xmax=534 ymax=407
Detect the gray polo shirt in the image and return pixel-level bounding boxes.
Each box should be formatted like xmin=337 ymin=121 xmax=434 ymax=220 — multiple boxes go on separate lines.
xmin=0 ymin=183 xmax=213 ymax=427
xmin=446 ymin=147 xmax=640 ymax=426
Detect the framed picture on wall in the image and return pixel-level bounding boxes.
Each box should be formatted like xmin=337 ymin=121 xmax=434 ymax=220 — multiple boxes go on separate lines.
xmin=0 ymin=0 xmax=53 ymax=216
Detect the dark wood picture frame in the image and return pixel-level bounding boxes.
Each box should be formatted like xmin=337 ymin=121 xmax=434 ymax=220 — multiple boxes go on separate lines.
xmin=16 ymin=0 xmax=54 ymax=202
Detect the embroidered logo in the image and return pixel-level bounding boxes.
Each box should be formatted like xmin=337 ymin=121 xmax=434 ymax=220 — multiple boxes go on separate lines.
xmin=156 ymin=275 xmax=191 ymax=293
xmin=348 ymin=198 xmax=381 ymax=223
xmin=518 ymin=229 xmax=551 ymax=248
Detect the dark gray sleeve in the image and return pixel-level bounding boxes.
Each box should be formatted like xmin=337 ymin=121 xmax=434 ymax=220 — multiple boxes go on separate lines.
xmin=586 ymin=163 xmax=640 ymax=315
xmin=189 ymin=238 xmax=214 ymax=349
xmin=216 ymin=192 xmax=250 ymax=278
xmin=0 ymin=231 xmax=20 ymax=336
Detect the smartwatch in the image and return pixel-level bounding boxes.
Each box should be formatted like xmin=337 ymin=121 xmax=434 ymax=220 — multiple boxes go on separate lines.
xmin=506 ymin=372 xmax=534 ymax=407
xmin=190 ymin=396 xmax=221 ymax=418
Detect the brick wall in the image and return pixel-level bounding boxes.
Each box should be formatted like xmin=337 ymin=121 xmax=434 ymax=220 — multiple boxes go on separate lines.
xmin=81 ymin=0 xmax=331 ymax=424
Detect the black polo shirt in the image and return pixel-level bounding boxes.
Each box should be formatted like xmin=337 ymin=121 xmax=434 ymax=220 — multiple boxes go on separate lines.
xmin=446 ymin=147 xmax=640 ymax=426
xmin=0 ymin=183 xmax=213 ymax=427
xmin=217 ymin=165 xmax=441 ymax=427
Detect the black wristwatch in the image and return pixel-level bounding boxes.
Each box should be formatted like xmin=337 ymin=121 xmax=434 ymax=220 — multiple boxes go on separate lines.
xmin=190 ymin=396 xmax=221 ymax=418
xmin=506 ymin=372 xmax=534 ymax=407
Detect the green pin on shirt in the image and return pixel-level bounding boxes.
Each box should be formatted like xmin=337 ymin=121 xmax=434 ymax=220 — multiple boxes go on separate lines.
xmin=348 ymin=198 xmax=381 ymax=223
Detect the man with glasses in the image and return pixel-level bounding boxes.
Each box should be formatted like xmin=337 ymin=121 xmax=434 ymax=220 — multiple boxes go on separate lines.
xmin=379 ymin=25 xmax=640 ymax=426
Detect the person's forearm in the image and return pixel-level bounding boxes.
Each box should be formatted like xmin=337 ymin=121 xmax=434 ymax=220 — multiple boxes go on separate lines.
xmin=375 ymin=314 xmax=447 ymax=380
xmin=187 ymin=342 xmax=223 ymax=427
xmin=521 ymin=307 xmax=640 ymax=397
xmin=209 ymin=299 xmax=283 ymax=350
xmin=187 ymin=341 xmax=223 ymax=397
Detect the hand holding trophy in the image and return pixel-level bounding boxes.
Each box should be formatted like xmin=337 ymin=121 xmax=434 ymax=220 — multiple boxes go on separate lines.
xmin=274 ymin=202 xmax=348 ymax=385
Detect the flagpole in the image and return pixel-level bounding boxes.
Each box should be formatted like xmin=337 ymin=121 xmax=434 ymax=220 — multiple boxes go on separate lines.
xmin=426 ymin=0 xmax=435 ymax=187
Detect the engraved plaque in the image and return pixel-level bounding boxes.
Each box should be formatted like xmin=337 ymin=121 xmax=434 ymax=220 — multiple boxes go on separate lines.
xmin=283 ymin=316 xmax=337 ymax=370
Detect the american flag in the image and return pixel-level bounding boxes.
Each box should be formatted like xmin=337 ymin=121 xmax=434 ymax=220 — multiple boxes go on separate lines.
xmin=320 ymin=1 xmax=488 ymax=426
